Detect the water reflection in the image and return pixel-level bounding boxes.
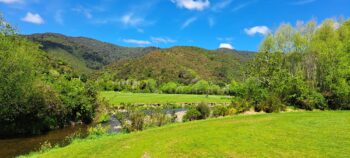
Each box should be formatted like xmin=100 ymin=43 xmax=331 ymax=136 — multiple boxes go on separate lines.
xmin=0 ymin=125 xmax=88 ymax=158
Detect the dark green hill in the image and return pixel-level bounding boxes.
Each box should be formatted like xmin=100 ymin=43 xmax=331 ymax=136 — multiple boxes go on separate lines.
xmin=101 ymin=46 xmax=255 ymax=84
xmin=25 ymin=33 xmax=157 ymax=73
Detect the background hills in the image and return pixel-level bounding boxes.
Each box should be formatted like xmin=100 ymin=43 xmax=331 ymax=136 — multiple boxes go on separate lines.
xmin=26 ymin=33 xmax=255 ymax=83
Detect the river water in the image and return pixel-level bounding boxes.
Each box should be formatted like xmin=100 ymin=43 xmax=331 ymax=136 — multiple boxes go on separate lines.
xmin=0 ymin=125 xmax=88 ymax=158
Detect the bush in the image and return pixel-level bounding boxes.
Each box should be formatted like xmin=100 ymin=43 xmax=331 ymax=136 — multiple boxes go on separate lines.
xmin=88 ymin=124 xmax=108 ymax=137
xmin=146 ymin=110 xmax=172 ymax=127
xmin=256 ymin=94 xmax=286 ymax=113
xmin=125 ymin=110 xmax=145 ymax=132
xmin=212 ymin=105 xmax=229 ymax=117
xmin=183 ymin=109 xmax=201 ymax=121
xmin=196 ymin=102 xmax=210 ymax=119
xmin=231 ymin=97 xmax=252 ymax=113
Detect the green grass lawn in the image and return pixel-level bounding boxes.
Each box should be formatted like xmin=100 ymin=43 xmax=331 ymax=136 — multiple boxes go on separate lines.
xmin=99 ymin=91 xmax=232 ymax=105
xmin=25 ymin=111 xmax=350 ymax=158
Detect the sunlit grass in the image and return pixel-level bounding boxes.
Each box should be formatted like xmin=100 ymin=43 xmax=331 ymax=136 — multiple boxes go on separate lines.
xmin=25 ymin=111 xmax=350 ymax=158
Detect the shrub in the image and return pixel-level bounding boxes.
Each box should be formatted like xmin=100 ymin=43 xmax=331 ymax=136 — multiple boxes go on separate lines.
xmin=149 ymin=110 xmax=171 ymax=127
xmin=196 ymin=102 xmax=210 ymax=119
xmin=88 ymin=124 xmax=108 ymax=137
xmin=183 ymin=109 xmax=201 ymax=121
xmin=256 ymin=94 xmax=286 ymax=113
xmin=231 ymin=97 xmax=252 ymax=113
xmin=97 ymin=112 xmax=110 ymax=123
xmin=212 ymin=105 xmax=229 ymax=117
xmin=125 ymin=110 xmax=145 ymax=132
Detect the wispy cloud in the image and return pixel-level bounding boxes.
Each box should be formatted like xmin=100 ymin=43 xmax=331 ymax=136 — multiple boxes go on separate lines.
xmin=217 ymin=37 xmax=233 ymax=42
xmin=123 ymin=39 xmax=151 ymax=45
xmin=212 ymin=0 xmax=232 ymax=12
xmin=181 ymin=17 xmax=197 ymax=29
xmin=232 ymin=0 xmax=257 ymax=12
xmin=54 ymin=10 xmax=64 ymax=25
xmin=72 ymin=5 xmax=92 ymax=19
xmin=120 ymin=13 xmax=144 ymax=27
xmin=151 ymin=37 xmax=176 ymax=44
xmin=208 ymin=17 xmax=215 ymax=27
xmin=171 ymin=0 xmax=210 ymax=11
xmin=291 ymin=0 xmax=316 ymax=5
xmin=0 ymin=0 xmax=22 ymax=4
xmin=244 ymin=26 xmax=270 ymax=36
xmin=21 ymin=12 xmax=44 ymax=25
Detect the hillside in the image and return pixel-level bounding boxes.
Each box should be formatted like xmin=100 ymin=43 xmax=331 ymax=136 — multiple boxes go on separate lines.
xmin=24 ymin=112 xmax=350 ymax=158
xmin=101 ymin=46 xmax=255 ymax=84
xmin=25 ymin=33 xmax=157 ymax=73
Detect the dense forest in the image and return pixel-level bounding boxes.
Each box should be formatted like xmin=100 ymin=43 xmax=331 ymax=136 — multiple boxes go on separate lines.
xmin=26 ymin=33 xmax=158 ymax=73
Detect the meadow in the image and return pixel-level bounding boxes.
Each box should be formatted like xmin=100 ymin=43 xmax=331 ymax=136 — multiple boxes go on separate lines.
xmin=24 ymin=111 xmax=350 ymax=158
xmin=99 ymin=91 xmax=232 ymax=105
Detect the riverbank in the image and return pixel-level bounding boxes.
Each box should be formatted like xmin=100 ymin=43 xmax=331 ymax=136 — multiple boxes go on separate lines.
xmin=22 ymin=111 xmax=350 ymax=158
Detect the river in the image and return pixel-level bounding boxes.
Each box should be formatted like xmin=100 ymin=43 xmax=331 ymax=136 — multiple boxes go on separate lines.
xmin=0 ymin=125 xmax=88 ymax=158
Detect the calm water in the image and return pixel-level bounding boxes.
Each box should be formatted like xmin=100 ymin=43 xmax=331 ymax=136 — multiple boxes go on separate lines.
xmin=0 ymin=125 xmax=88 ymax=158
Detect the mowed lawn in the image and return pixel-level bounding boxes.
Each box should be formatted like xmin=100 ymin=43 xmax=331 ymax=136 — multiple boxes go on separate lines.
xmin=26 ymin=111 xmax=350 ymax=158
xmin=99 ymin=91 xmax=232 ymax=105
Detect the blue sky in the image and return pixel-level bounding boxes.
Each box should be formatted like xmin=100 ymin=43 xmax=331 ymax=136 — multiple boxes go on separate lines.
xmin=1 ymin=0 xmax=349 ymax=51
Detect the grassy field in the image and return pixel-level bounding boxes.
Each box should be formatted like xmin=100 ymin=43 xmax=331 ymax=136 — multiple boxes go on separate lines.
xmin=25 ymin=111 xmax=350 ymax=158
xmin=99 ymin=91 xmax=232 ymax=105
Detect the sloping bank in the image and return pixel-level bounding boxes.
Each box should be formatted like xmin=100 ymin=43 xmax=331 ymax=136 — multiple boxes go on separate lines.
xmin=22 ymin=111 xmax=350 ymax=158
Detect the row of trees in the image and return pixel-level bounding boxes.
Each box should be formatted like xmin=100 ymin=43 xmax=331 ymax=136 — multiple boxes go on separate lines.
xmin=0 ymin=16 xmax=98 ymax=136
xmin=96 ymin=77 xmax=233 ymax=95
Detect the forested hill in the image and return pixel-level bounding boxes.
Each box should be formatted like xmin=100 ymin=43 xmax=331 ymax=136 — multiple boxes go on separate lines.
xmin=100 ymin=46 xmax=255 ymax=85
xmin=25 ymin=33 xmax=158 ymax=73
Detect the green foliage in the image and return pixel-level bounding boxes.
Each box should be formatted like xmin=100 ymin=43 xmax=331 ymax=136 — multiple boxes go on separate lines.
xmin=231 ymin=97 xmax=252 ymax=113
xmin=147 ymin=110 xmax=173 ymax=127
xmin=51 ymin=77 xmax=97 ymax=123
xmin=26 ymin=33 xmax=156 ymax=72
xmin=0 ymin=17 xmax=98 ymax=136
xmin=161 ymin=82 xmax=178 ymax=94
xmin=183 ymin=109 xmax=201 ymax=122
xmin=212 ymin=105 xmax=229 ymax=117
xmin=124 ymin=110 xmax=145 ymax=132
xmin=196 ymin=102 xmax=211 ymax=119
xmin=253 ymin=18 xmax=350 ymax=110
xmin=256 ymin=94 xmax=286 ymax=113
xmin=101 ymin=46 xmax=254 ymax=85
xmin=88 ymin=124 xmax=108 ymax=137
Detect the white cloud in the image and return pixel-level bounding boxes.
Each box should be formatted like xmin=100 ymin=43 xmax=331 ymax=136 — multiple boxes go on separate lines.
xmin=181 ymin=17 xmax=197 ymax=29
xmin=123 ymin=39 xmax=151 ymax=45
xmin=212 ymin=0 xmax=232 ymax=12
xmin=291 ymin=0 xmax=316 ymax=5
xmin=171 ymin=0 xmax=210 ymax=11
xmin=244 ymin=26 xmax=270 ymax=36
xmin=151 ymin=37 xmax=176 ymax=44
xmin=219 ymin=43 xmax=234 ymax=49
xmin=0 ymin=0 xmax=22 ymax=4
xmin=21 ymin=12 xmax=44 ymax=25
